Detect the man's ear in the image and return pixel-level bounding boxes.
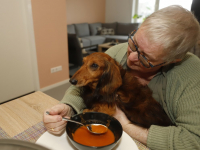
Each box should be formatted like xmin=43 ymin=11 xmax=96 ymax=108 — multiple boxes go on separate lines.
xmin=170 ymin=59 xmax=182 ymax=63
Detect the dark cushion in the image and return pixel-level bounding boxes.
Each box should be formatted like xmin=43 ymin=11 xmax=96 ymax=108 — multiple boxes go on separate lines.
xmin=89 ymin=23 xmax=102 ymax=35
xmin=74 ymin=23 xmax=90 ymax=37
xmin=67 ymin=34 xmax=83 ymax=66
xmin=102 ymin=22 xmax=118 ymax=34
xmin=116 ymin=23 xmax=140 ymax=35
xmin=67 ymin=24 xmax=76 ymax=34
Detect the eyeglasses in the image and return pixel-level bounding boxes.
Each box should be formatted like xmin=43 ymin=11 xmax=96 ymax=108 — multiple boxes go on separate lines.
xmin=128 ymin=30 xmax=166 ymax=68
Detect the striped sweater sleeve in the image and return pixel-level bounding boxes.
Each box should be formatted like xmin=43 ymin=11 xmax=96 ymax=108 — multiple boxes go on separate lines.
xmin=60 ymin=85 xmax=86 ymax=114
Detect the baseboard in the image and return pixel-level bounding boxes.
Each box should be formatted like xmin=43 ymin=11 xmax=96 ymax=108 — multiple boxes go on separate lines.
xmin=40 ymin=79 xmax=70 ymax=92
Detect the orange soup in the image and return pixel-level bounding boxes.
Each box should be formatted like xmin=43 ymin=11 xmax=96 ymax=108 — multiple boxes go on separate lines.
xmin=90 ymin=124 xmax=107 ymax=134
xmin=73 ymin=126 xmax=115 ymax=147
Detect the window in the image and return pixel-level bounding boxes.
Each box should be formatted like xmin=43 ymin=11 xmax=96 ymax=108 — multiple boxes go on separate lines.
xmin=159 ymin=0 xmax=192 ymax=11
xmin=137 ymin=0 xmax=156 ymax=23
xmin=132 ymin=0 xmax=193 ymax=23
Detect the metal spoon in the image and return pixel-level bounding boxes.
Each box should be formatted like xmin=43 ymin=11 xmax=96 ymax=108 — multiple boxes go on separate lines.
xmin=46 ymin=111 xmax=108 ymax=134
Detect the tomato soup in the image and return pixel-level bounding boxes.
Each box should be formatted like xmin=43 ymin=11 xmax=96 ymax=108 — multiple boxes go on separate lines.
xmin=73 ymin=126 xmax=115 ymax=147
xmin=90 ymin=124 xmax=107 ymax=134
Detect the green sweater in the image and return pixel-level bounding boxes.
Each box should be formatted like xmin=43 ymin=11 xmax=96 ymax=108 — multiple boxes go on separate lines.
xmin=61 ymin=43 xmax=200 ymax=150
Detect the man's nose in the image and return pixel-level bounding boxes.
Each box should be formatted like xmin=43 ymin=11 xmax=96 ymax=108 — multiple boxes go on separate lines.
xmin=128 ymin=51 xmax=139 ymax=62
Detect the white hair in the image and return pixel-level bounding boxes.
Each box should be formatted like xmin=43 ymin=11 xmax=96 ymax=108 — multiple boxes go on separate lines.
xmin=140 ymin=5 xmax=200 ymax=63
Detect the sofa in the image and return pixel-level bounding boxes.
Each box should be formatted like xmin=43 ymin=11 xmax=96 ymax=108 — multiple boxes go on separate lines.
xmin=67 ymin=22 xmax=140 ymax=50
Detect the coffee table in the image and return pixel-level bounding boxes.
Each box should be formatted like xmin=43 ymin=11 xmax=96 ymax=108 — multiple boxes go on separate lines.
xmin=98 ymin=42 xmax=119 ymax=52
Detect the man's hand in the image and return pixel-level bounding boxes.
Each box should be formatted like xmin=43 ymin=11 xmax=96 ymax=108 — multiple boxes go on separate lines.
xmin=113 ymin=106 xmax=148 ymax=145
xmin=113 ymin=106 xmax=131 ymax=128
xmin=43 ymin=103 xmax=74 ymax=135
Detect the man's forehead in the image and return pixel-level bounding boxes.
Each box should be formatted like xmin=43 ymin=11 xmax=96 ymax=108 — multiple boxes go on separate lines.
xmin=134 ymin=30 xmax=165 ymax=61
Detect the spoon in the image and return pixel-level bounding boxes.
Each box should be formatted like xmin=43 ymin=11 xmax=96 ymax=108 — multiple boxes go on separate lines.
xmin=46 ymin=111 xmax=108 ymax=134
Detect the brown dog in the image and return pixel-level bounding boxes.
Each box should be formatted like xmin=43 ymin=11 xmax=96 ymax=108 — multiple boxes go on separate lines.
xmin=69 ymin=52 xmax=173 ymax=128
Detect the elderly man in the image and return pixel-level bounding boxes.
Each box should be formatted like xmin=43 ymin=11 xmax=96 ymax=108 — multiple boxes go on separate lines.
xmin=43 ymin=5 xmax=200 ymax=150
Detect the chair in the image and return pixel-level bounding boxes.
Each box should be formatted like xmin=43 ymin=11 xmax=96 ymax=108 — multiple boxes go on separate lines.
xmin=68 ymin=34 xmax=95 ymax=77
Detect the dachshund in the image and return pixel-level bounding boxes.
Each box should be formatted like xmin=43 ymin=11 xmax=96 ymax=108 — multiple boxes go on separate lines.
xmin=69 ymin=52 xmax=173 ymax=128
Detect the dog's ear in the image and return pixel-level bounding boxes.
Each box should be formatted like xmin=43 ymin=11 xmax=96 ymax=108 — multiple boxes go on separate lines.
xmin=99 ymin=59 xmax=122 ymax=94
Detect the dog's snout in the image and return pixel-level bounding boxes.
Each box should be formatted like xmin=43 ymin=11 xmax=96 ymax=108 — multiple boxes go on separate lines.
xmin=69 ymin=78 xmax=78 ymax=85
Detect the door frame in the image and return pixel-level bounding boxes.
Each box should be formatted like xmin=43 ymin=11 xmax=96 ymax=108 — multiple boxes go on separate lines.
xmin=25 ymin=0 xmax=40 ymax=91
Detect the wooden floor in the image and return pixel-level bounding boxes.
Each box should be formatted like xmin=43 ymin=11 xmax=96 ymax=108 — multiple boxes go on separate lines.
xmin=0 ymin=91 xmax=59 ymax=137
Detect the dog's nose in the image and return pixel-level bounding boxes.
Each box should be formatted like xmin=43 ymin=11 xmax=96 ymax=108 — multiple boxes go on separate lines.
xmin=69 ymin=79 xmax=78 ymax=85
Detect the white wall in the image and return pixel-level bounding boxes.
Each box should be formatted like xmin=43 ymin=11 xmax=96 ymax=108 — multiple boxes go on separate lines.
xmin=0 ymin=0 xmax=38 ymax=103
xmin=105 ymin=0 xmax=133 ymax=23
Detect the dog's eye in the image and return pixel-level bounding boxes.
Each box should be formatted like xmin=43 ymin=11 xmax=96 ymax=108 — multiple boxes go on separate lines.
xmin=91 ymin=63 xmax=98 ymax=69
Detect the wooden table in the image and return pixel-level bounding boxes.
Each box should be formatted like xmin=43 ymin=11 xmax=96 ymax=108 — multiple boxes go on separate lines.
xmin=98 ymin=42 xmax=119 ymax=52
xmin=0 ymin=91 xmax=59 ymax=141
xmin=0 ymin=91 xmax=149 ymax=150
